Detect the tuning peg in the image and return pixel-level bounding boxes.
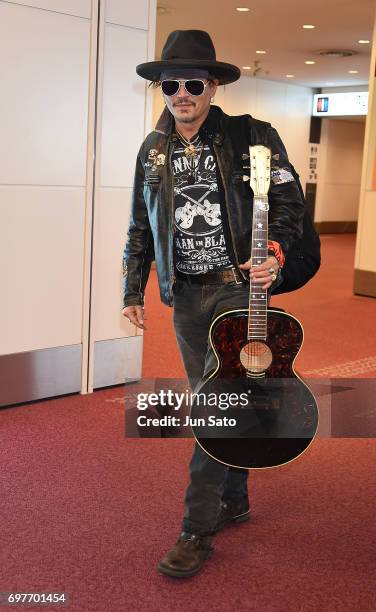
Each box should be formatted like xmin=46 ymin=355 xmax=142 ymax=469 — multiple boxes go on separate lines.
xmin=242 ymin=153 xmax=250 ymax=160
xmin=243 ymin=175 xmax=250 ymax=182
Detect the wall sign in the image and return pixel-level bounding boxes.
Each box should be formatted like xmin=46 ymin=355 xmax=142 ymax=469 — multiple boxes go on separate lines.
xmin=313 ymin=92 xmax=368 ymax=117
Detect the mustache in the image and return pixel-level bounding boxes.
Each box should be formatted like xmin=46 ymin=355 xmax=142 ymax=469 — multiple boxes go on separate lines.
xmin=173 ymin=99 xmax=195 ymax=107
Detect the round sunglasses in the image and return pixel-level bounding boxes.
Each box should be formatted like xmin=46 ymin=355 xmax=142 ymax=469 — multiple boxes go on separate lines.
xmin=161 ymin=79 xmax=209 ymax=97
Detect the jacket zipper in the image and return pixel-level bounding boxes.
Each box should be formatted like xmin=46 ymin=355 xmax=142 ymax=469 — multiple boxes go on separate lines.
xmin=214 ymin=143 xmax=248 ymax=282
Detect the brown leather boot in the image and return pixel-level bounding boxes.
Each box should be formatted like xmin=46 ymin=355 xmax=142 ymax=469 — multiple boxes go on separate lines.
xmin=157 ymin=533 xmax=214 ymax=578
xmin=215 ymin=498 xmax=251 ymax=532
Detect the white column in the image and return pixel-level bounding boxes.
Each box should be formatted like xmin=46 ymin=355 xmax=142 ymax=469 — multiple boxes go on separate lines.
xmin=354 ymin=11 xmax=376 ymax=297
xmin=87 ymin=0 xmax=157 ymax=391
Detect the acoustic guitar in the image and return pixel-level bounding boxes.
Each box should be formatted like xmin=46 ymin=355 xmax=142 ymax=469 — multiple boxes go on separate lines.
xmin=190 ymin=145 xmax=319 ymax=469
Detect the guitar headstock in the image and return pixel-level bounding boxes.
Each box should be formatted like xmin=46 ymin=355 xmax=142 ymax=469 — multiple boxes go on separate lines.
xmin=249 ymin=145 xmax=271 ymax=197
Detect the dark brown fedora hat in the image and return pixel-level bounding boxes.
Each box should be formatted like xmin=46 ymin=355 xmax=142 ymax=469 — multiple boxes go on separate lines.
xmin=136 ymin=30 xmax=240 ymax=85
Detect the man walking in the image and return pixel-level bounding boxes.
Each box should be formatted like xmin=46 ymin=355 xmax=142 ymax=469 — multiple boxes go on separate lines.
xmin=122 ymin=30 xmax=306 ymax=578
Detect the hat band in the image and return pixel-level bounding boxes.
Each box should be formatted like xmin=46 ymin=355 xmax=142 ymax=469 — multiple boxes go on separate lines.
xmin=160 ymin=68 xmax=211 ymax=80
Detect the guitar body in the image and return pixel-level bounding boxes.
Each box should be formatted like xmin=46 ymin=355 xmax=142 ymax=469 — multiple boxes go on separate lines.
xmin=190 ymin=308 xmax=319 ymax=469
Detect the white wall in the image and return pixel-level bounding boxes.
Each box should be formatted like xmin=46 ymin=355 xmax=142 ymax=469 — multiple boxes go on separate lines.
xmin=0 ymin=0 xmax=157 ymax=398
xmin=153 ymin=76 xmax=313 ymax=187
xmin=315 ymin=119 xmax=365 ymax=223
xmin=321 ymin=85 xmax=368 ymax=93
xmin=0 ymin=0 xmax=90 ymax=355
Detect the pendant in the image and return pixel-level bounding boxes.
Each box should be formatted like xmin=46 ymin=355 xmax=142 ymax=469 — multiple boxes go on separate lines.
xmin=184 ymin=144 xmax=197 ymax=158
xmin=187 ymin=173 xmax=195 ymax=185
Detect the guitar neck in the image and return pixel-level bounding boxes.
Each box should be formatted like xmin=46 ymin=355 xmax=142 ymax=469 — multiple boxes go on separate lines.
xmin=248 ymin=195 xmax=269 ymax=340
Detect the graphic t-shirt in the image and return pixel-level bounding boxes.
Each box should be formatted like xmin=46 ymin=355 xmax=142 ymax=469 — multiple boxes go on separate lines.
xmin=172 ymin=135 xmax=232 ymax=275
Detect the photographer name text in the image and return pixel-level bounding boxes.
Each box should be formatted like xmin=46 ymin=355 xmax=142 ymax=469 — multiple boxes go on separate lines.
xmin=137 ymin=415 xmax=236 ymax=427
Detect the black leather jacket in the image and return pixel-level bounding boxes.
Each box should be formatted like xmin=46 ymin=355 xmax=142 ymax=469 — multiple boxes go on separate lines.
xmin=122 ymin=105 xmax=305 ymax=308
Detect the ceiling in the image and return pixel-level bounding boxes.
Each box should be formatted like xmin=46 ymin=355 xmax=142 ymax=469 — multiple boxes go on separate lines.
xmin=155 ymin=0 xmax=375 ymax=88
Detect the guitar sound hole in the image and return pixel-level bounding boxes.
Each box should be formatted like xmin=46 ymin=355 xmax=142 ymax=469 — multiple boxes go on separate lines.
xmin=239 ymin=341 xmax=273 ymax=373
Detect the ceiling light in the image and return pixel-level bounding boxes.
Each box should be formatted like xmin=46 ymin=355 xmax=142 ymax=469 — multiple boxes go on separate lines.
xmin=358 ymin=40 xmax=370 ymax=44
xmin=286 ymin=74 xmax=295 ymax=78
xmin=242 ymin=66 xmax=251 ymax=70
xmin=348 ymin=70 xmax=359 ymax=74
xmin=305 ymin=60 xmax=316 ymax=65
xmin=319 ymin=49 xmax=354 ymax=58
xmin=236 ymin=7 xmax=250 ymax=11
xmin=256 ymin=50 xmax=266 ymax=54
xmin=302 ymin=24 xmax=315 ymax=29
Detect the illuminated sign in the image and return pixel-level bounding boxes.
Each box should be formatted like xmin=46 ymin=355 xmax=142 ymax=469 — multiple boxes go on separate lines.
xmin=312 ymin=92 xmax=368 ymax=116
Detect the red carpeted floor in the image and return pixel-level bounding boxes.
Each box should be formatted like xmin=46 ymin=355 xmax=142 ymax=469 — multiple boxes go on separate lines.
xmin=1 ymin=234 xmax=376 ymax=612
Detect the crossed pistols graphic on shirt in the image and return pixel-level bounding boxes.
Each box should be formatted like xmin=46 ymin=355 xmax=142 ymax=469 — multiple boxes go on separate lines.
xmin=172 ymin=141 xmax=232 ymax=274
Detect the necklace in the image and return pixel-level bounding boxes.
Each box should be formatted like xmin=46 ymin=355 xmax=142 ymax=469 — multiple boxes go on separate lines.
xmin=175 ymin=129 xmax=203 ymax=184
xmin=176 ymin=129 xmax=201 ymax=158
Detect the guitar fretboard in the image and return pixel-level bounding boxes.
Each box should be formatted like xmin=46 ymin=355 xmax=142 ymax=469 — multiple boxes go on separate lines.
xmin=248 ymin=195 xmax=268 ymax=340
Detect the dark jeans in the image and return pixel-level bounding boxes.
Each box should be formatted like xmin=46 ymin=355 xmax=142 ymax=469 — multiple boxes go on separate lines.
xmin=173 ymin=278 xmax=251 ymax=536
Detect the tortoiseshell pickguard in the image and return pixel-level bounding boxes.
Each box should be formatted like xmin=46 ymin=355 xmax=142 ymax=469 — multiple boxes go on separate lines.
xmin=211 ymin=309 xmax=303 ymax=379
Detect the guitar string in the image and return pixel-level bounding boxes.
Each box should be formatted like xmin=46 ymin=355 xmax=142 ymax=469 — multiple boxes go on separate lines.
xmin=248 ymin=196 xmax=268 ymax=371
xmin=245 ymin=153 xmax=270 ymax=376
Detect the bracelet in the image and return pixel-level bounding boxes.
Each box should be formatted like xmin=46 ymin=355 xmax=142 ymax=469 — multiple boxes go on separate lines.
xmin=267 ymin=240 xmax=285 ymax=269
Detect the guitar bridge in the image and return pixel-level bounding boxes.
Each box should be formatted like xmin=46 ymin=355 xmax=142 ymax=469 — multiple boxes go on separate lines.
xmin=246 ymin=372 xmax=266 ymax=379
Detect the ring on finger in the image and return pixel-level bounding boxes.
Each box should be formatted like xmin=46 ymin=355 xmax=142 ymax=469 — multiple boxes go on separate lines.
xmin=268 ymin=267 xmax=275 ymax=274
xmin=271 ymin=273 xmax=277 ymax=282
